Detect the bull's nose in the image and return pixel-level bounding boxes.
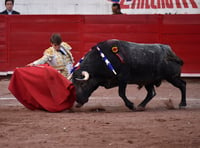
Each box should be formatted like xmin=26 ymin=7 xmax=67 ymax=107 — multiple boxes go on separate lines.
xmin=75 ymin=102 xmax=83 ymax=108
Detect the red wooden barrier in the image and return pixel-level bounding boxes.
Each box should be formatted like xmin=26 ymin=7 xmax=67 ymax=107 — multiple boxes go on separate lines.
xmin=0 ymin=15 xmax=200 ymax=76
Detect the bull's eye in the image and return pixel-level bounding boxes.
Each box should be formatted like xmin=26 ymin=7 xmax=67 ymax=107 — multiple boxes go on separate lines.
xmin=79 ymin=82 xmax=84 ymax=86
xmin=77 ymin=81 xmax=86 ymax=87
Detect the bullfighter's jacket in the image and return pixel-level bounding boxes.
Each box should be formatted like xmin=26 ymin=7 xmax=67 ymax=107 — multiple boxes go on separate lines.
xmin=32 ymin=42 xmax=74 ymax=78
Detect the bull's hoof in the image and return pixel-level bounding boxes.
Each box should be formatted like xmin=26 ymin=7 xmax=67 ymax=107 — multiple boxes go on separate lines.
xmin=136 ymin=106 xmax=145 ymax=111
xmin=179 ymin=105 xmax=187 ymax=109
xmin=126 ymin=102 xmax=135 ymax=111
xmin=75 ymin=103 xmax=83 ymax=108
xmin=179 ymin=102 xmax=187 ymax=109
xmin=128 ymin=105 xmax=135 ymax=111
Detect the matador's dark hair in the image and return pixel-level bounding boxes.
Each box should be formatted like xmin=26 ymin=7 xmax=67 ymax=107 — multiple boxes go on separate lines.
xmin=50 ymin=33 xmax=62 ymax=45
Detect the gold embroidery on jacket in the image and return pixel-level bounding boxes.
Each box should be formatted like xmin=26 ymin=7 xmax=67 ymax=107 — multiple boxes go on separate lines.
xmin=32 ymin=42 xmax=74 ymax=78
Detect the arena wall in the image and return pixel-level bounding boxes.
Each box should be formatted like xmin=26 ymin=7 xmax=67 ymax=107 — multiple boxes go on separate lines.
xmin=0 ymin=14 xmax=200 ymax=76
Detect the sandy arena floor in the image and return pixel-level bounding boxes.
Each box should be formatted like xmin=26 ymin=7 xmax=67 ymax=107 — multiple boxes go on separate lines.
xmin=0 ymin=77 xmax=200 ymax=148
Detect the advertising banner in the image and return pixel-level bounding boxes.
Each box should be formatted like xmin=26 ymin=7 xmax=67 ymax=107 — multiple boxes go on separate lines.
xmin=108 ymin=0 xmax=200 ymax=14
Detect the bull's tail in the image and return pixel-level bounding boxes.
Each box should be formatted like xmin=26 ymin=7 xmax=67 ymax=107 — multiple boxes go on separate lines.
xmin=167 ymin=53 xmax=184 ymax=65
xmin=164 ymin=45 xmax=184 ymax=66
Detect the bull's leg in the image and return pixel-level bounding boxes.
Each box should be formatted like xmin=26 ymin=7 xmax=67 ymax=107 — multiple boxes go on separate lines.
xmin=137 ymin=84 xmax=156 ymax=111
xmin=118 ymin=81 xmax=135 ymax=110
xmin=166 ymin=77 xmax=186 ymax=108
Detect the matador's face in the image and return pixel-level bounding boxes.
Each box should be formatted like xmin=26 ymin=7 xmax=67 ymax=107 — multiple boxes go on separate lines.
xmin=51 ymin=43 xmax=60 ymax=51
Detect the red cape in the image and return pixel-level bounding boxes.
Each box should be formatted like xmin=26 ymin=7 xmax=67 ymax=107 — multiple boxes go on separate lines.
xmin=8 ymin=65 xmax=76 ymax=112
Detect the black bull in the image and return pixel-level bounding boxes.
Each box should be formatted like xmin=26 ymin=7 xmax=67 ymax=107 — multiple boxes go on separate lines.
xmin=72 ymin=39 xmax=186 ymax=111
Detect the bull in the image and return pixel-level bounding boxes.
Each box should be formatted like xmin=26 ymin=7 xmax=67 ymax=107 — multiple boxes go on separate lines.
xmin=72 ymin=39 xmax=186 ymax=111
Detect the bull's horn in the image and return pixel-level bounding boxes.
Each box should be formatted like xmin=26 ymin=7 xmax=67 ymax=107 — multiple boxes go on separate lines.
xmin=76 ymin=71 xmax=89 ymax=81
